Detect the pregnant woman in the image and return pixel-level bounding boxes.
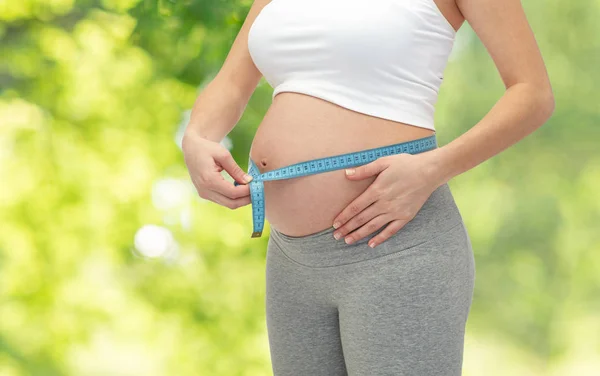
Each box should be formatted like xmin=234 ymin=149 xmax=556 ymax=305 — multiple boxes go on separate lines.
xmin=182 ymin=0 xmax=554 ymax=374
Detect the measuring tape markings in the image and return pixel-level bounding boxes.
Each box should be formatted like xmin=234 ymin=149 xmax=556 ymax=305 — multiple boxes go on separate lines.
xmin=233 ymin=135 xmax=437 ymax=237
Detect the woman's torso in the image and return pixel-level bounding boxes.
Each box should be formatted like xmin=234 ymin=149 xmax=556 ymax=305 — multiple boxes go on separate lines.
xmin=247 ymin=0 xmax=457 ymax=236
xmin=249 ymin=93 xmax=434 ymax=237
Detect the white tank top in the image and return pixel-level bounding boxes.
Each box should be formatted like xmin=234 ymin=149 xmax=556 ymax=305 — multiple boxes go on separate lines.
xmin=247 ymin=0 xmax=456 ymax=131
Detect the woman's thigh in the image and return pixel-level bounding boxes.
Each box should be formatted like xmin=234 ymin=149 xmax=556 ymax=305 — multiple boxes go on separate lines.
xmin=265 ymin=235 xmax=348 ymax=376
xmin=336 ymin=221 xmax=476 ymax=376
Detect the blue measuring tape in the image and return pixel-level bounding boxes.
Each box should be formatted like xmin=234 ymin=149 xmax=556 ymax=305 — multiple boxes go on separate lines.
xmin=234 ymin=134 xmax=438 ymax=237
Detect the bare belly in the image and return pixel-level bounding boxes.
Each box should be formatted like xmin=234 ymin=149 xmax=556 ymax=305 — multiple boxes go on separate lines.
xmin=249 ymin=92 xmax=435 ymax=237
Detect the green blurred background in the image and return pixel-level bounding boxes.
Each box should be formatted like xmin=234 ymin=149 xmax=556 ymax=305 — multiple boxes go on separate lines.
xmin=1 ymin=0 xmax=599 ymax=375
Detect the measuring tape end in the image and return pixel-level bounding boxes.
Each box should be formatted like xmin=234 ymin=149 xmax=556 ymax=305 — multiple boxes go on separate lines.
xmin=251 ymin=231 xmax=263 ymax=238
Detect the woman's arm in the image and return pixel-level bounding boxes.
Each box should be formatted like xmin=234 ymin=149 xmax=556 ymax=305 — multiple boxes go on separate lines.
xmin=182 ymin=0 xmax=271 ymax=208
xmin=183 ymin=0 xmax=271 ymax=143
xmin=331 ymin=0 xmax=555 ymax=247
xmin=423 ymin=0 xmax=555 ymax=186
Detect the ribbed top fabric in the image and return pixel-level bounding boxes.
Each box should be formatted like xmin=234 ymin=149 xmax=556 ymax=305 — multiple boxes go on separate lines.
xmin=247 ymin=0 xmax=456 ymax=131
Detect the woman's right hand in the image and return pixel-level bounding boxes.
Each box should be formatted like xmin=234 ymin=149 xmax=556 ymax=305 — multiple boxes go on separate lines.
xmin=182 ymin=131 xmax=253 ymax=210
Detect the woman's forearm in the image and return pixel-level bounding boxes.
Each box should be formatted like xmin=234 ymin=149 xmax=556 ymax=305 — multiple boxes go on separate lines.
xmin=424 ymin=82 xmax=555 ymax=186
xmin=184 ymin=76 xmax=251 ymax=143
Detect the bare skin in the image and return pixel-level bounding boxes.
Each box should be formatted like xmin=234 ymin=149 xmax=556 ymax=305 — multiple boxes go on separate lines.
xmin=249 ymin=93 xmax=435 ymax=236
xmin=183 ymin=0 xmax=554 ymax=244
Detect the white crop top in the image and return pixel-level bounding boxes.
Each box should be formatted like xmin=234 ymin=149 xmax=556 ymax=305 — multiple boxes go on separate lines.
xmin=247 ymin=0 xmax=456 ymax=131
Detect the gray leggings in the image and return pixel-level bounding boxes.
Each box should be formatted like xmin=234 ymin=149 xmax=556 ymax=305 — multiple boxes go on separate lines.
xmin=265 ymin=183 xmax=475 ymax=376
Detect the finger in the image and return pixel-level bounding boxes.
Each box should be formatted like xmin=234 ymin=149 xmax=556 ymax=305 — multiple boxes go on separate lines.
xmin=202 ymin=189 xmax=252 ymax=209
xmin=367 ymin=219 xmax=409 ymax=248
xmin=344 ymin=157 xmax=390 ymax=180
xmin=190 ymin=171 xmax=250 ymax=200
xmin=208 ymin=174 xmax=251 ymax=199
xmin=214 ymin=151 xmax=253 ymax=184
xmin=332 ymin=185 xmax=380 ymax=229
xmin=333 ymin=201 xmax=382 ymax=240
xmin=342 ymin=214 xmax=390 ymax=245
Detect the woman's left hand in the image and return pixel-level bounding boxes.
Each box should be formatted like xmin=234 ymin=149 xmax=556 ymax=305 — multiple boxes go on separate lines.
xmin=331 ymin=152 xmax=444 ymax=249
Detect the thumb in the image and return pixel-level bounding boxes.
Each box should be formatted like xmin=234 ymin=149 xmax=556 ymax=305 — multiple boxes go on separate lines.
xmin=345 ymin=158 xmax=388 ymax=180
xmin=215 ymin=152 xmax=253 ymax=184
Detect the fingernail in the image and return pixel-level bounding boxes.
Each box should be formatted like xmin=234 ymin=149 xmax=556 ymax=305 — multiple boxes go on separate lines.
xmin=244 ymin=174 xmax=253 ymax=183
xmin=345 ymin=169 xmax=355 ymax=176
xmin=345 ymin=236 xmax=354 ymax=245
xmin=333 ymin=222 xmax=341 ymax=229
xmin=333 ymin=232 xmax=341 ymax=240
xmin=369 ymin=241 xmax=376 ymax=248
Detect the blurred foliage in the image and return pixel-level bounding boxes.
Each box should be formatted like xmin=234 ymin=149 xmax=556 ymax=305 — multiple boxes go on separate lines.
xmin=0 ymin=0 xmax=598 ymax=375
